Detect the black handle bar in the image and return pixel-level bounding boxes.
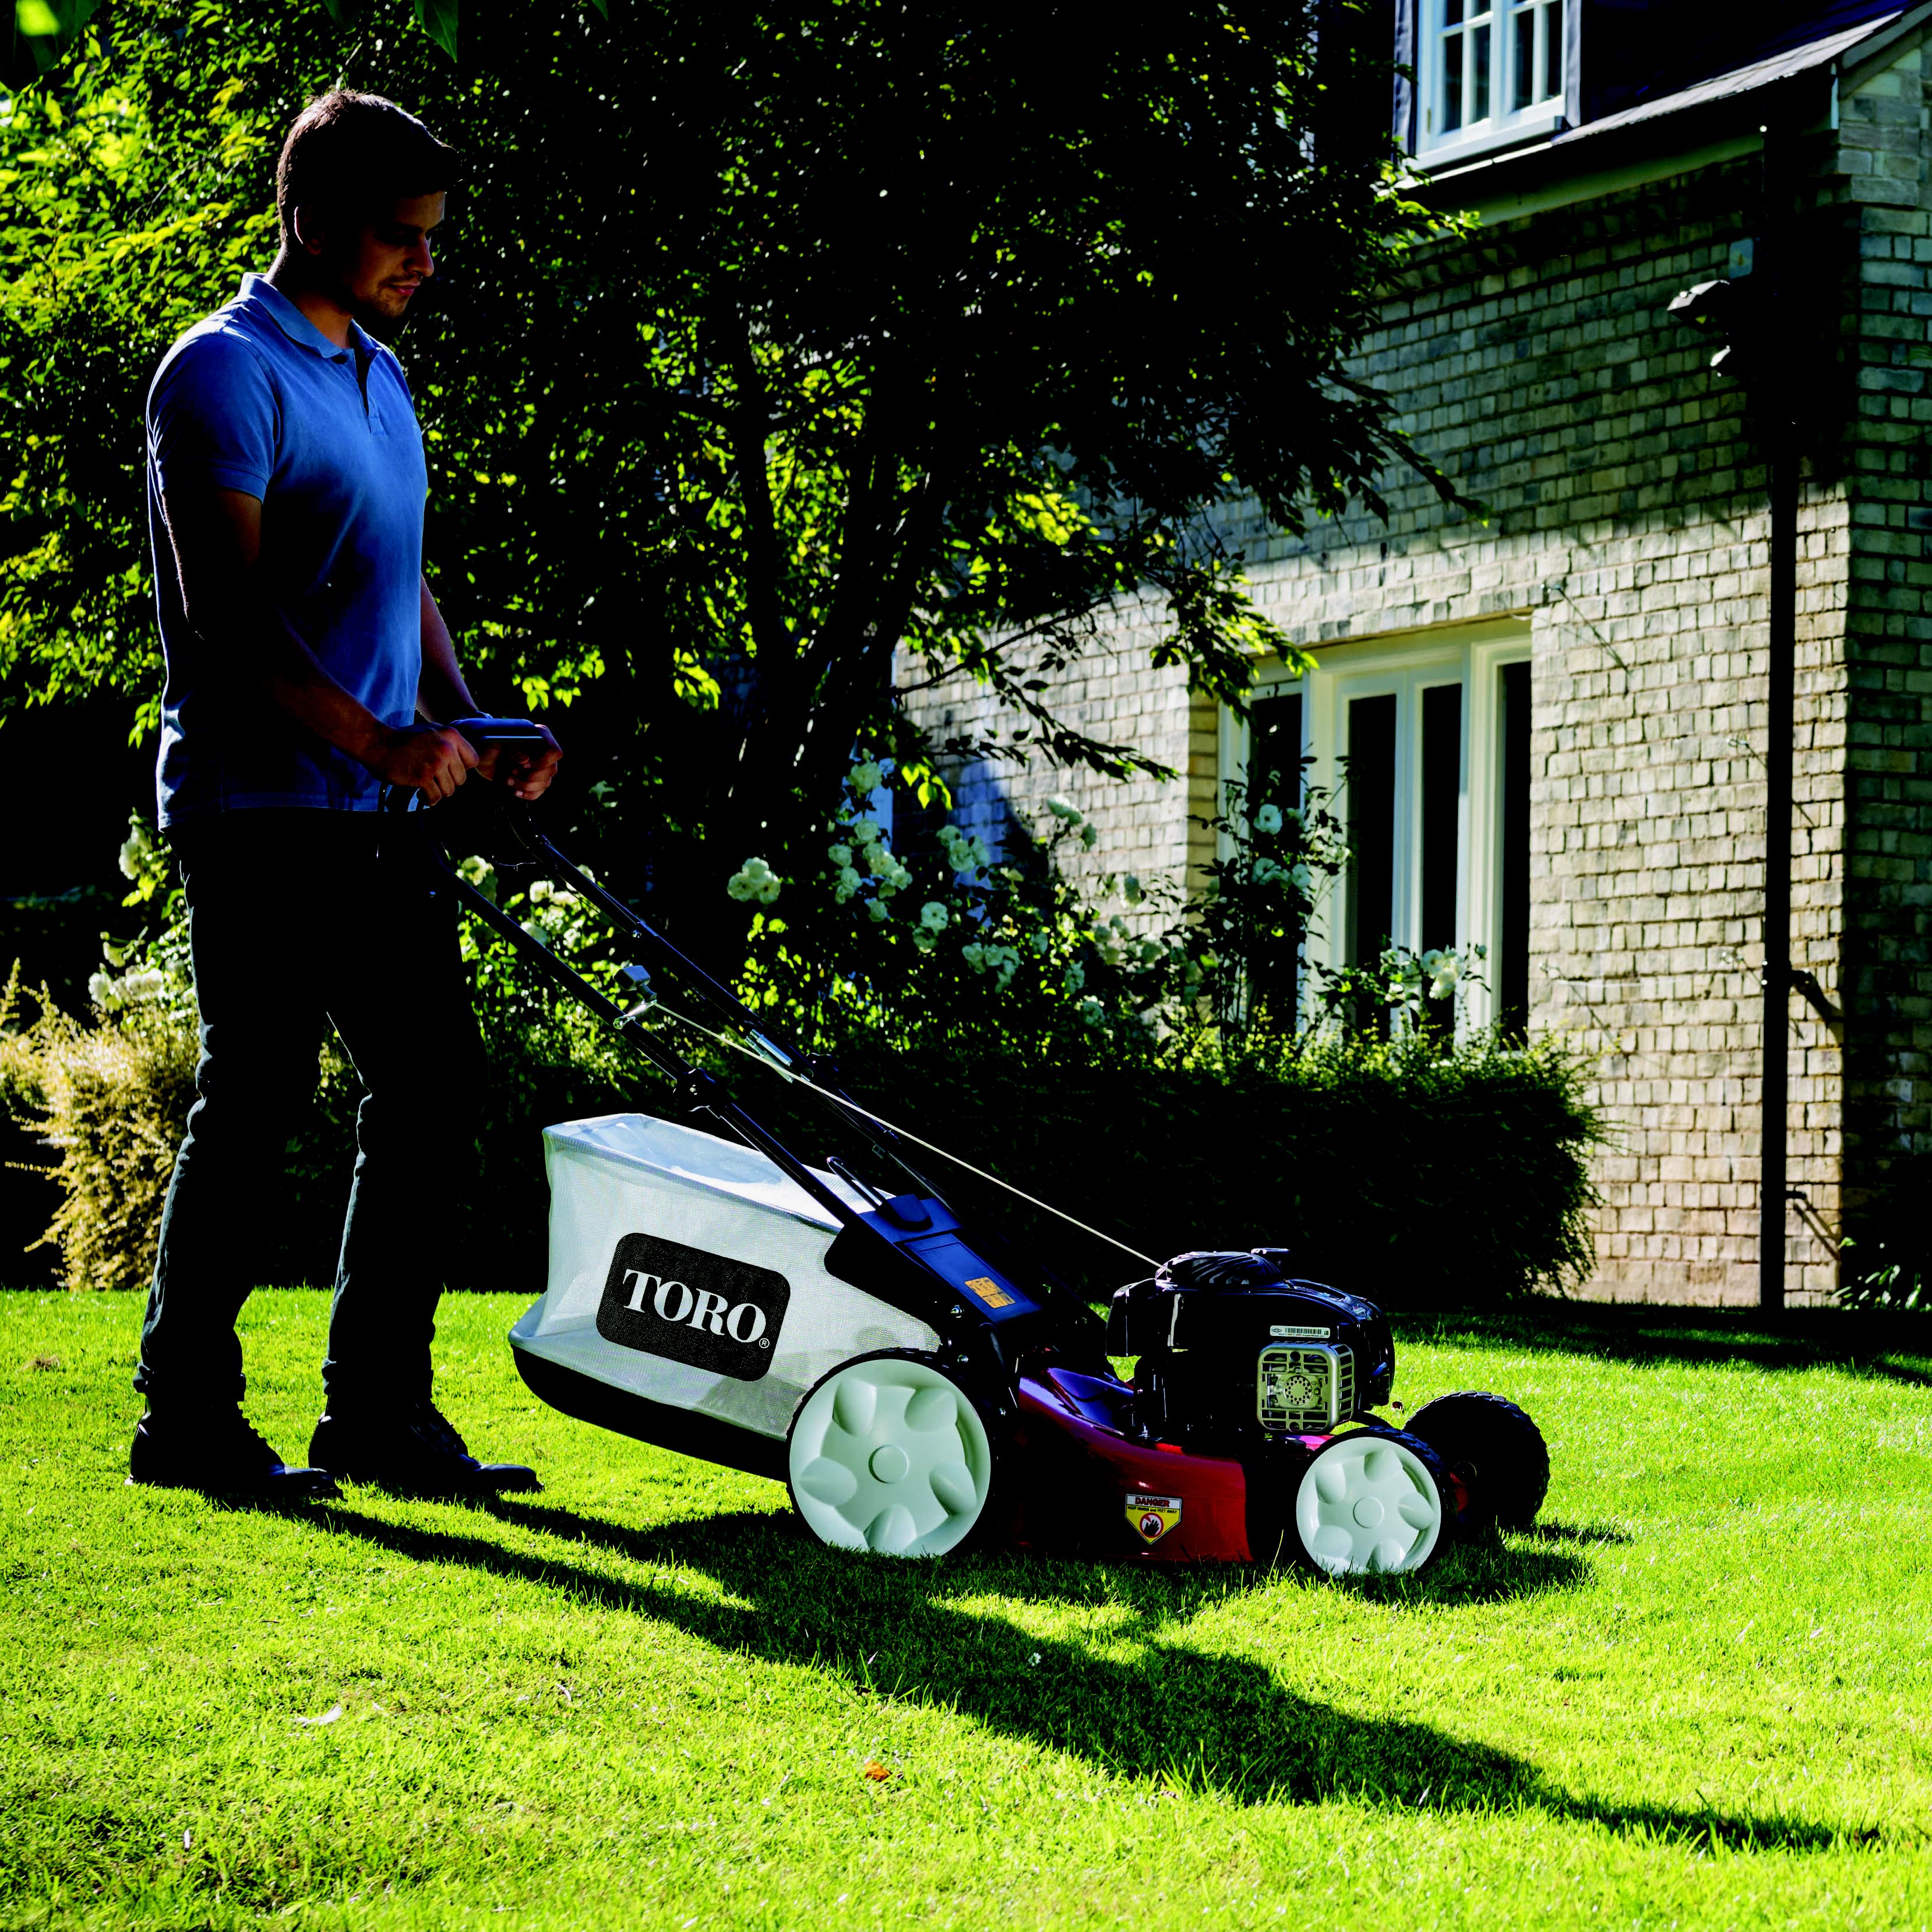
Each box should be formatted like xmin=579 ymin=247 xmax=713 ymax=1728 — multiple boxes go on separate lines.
xmin=379 ymin=715 xmax=550 ymax=813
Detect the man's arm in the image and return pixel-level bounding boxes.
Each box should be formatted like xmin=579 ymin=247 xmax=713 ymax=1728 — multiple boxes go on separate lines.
xmin=417 ymin=574 xmax=562 ymax=801
xmin=160 ymin=484 xmax=477 ymax=802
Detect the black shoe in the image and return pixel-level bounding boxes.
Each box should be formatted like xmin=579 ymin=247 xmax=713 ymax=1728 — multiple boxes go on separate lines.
xmin=128 ymin=1409 xmax=339 ymax=1499
xmin=309 ymin=1399 xmax=541 ymax=1499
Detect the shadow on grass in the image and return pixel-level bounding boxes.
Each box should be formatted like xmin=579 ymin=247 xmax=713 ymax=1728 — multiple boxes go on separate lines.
xmin=1399 ymin=1303 xmax=1932 ymax=1389
xmin=281 ymin=1495 xmax=1835 ymax=1852
xmin=1517 ymin=1518 xmax=1633 ymax=1547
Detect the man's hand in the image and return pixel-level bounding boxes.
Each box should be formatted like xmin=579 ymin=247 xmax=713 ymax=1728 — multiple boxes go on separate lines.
xmin=371 ymin=722 xmax=479 ymax=804
xmin=476 ymin=723 xmax=562 ymax=801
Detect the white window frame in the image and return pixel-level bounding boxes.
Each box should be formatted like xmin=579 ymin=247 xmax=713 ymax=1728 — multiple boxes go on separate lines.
xmin=1413 ymin=0 xmax=1568 ymax=169
xmin=1221 ymin=619 xmax=1531 ymax=1035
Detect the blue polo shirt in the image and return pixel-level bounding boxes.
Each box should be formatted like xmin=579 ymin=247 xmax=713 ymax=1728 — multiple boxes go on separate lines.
xmin=146 ymin=273 xmax=428 ymax=824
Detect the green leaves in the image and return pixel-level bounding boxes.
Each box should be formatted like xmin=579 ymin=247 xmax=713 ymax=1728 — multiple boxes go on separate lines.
xmin=3 ymin=0 xmax=1453 ymax=961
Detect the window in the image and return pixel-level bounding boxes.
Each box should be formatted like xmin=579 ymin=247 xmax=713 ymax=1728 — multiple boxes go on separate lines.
xmin=1418 ymin=0 xmax=1566 ymax=163
xmin=1226 ymin=621 xmax=1532 ymax=1035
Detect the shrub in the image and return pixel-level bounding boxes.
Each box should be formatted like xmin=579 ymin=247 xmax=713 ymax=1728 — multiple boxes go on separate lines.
xmin=5 ymin=790 xmax=1605 ymax=1305
xmin=811 ymin=1027 xmax=1604 ymax=1307
xmin=0 ymin=968 xmax=198 ymax=1293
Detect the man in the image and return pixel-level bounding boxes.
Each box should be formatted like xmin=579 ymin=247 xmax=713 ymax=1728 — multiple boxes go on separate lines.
xmin=130 ymin=90 xmax=560 ymax=1499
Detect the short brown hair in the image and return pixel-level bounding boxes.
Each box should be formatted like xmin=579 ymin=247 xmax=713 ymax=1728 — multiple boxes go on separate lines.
xmin=275 ymin=90 xmax=459 ymax=248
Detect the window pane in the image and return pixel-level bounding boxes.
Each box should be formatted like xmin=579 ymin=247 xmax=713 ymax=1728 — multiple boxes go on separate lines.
xmin=1513 ymin=7 xmax=1533 ymax=111
xmin=1445 ymin=0 xmax=1463 ymax=24
xmin=1472 ymin=23 xmax=1490 ymax=120
xmin=1545 ymin=0 xmax=1563 ymax=101
xmin=1443 ymin=29 xmax=1464 ymax=131
xmin=1247 ymin=692 xmax=1305 ymax=1029
xmin=1345 ymin=694 xmax=1397 ymax=969
xmin=1250 ymin=692 xmax=1304 ymax=812
xmin=1498 ymin=661 xmax=1532 ymax=1036
xmin=1419 ymin=683 xmax=1461 ymax=955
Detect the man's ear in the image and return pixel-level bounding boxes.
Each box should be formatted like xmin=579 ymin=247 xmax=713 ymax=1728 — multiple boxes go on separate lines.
xmin=290 ymin=204 xmax=329 ymax=259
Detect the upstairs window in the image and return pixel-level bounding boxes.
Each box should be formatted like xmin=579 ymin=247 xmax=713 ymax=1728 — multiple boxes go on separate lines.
xmin=1419 ymin=0 xmax=1566 ymax=163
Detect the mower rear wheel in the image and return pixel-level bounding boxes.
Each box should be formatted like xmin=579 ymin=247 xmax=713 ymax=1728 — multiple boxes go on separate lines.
xmin=787 ymin=1352 xmax=996 ymax=1559
xmin=1404 ymin=1391 xmax=1549 ymax=1532
xmin=1290 ymin=1429 xmax=1448 ymax=1577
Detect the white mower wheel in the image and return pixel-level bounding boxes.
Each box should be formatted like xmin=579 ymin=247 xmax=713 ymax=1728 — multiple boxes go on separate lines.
xmin=1291 ymin=1430 xmax=1447 ymax=1577
xmin=787 ymin=1353 xmax=995 ymax=1558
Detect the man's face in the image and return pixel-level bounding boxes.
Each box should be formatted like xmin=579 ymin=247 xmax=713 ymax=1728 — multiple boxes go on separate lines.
xmin=299 ymin=189 xmax=445 ymax=326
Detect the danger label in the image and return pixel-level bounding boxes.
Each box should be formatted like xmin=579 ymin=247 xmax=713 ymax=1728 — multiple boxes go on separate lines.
xmin=1126 ymin=1492 xmax=1183 ymax=1544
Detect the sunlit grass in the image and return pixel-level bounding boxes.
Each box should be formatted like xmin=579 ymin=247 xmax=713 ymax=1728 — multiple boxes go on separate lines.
xmin=3 ymin=1290 xmax=1931 ymax=1928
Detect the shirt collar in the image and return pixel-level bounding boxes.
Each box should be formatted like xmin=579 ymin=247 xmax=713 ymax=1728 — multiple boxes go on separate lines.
xmin=238 ymin=273 xmax=364 ymax=366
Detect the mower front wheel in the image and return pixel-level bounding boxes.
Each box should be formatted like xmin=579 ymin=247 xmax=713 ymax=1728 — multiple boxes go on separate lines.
xmin=1290 ymin=1429 xmax=1449 ymax=1577
xmin=787 ymin=1351 xmax=997 ymax=1559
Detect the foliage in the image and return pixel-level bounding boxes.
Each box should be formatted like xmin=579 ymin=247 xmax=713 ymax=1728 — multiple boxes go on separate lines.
xmin=0 ymin=961 xmax=196 ymax=1291
xmin=4 ymin=782 xmax=1600 ymax=1300
xmin=1 ymin=0 xmax=1462 ymax=961
xmin=8 ymin=1292 xmax=1932 ymax=1926
xmin=812 ymin=1027 xmax=1605 ymax=1304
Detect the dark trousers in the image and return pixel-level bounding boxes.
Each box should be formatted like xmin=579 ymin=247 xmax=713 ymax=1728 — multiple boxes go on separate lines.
xmin=136 ymin=808 xmax=482 ymax=1415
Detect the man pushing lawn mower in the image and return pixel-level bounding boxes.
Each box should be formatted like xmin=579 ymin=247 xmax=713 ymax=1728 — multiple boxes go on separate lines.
xmin=128 ymin=91 xmax=560 ymax=1501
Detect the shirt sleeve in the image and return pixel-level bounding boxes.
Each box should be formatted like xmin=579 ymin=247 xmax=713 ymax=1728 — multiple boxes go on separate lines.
xmin=147 ymin=329 xmax=280 ymax=499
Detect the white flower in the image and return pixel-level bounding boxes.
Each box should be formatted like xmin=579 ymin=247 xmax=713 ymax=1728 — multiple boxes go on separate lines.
xmin=887 ymin=862 xmax=912 ymax=891
xmin=961 ymin=942 xmax=986 ymax=971
xmin=911 ymin=928 xmax=937 ymax=953
xmin=849 ymin=759 xmax=883 ymax=795
xmin=1291 ymin=863 xmax=1313 ymax=893
xmin=121 ymin=968 xmax=166 ymax=1004
xmin=837 ymin=865 xmax=863 ymax=894
xmin=919 ymin=901 xmax=949 ymax=933
xmin=1254 ymin=803 xmax=1284 ymax=835
xmin=852 ymin=820 xmax=883 ymax=848
xmin=1063 ymin=962 xmax=1085 ymax=994
xmin=864 ymin=842 xmax=897 ymax=877
xmin=87 ymin=970 xmax=118 ymax=1010
xmin=866 ymin=898 xmax=890 ymax=923
xmin=117 ymin=816 xmax=156 ymax=882
xmin=827 ymin=842 xmax=853 ymax=868
xmin=1078 ymin=996 xmax=1105 ymax=1027
xmin=727 ymin=857 xmax=781 ymax=904
xmin=520 ymin=920 xmax=552 ymax=949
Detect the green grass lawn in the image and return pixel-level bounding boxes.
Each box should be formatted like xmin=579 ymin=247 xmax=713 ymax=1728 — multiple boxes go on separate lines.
xmin=4 ymin=1290 xmax=1931 ymax=1930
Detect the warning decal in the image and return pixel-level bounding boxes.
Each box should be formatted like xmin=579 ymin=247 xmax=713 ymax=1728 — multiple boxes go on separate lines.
xmin=963 ymin=1275 xmax=1016 ymax=1310
xmin=1126 ymin=1492 xmax=1183 ymax=1544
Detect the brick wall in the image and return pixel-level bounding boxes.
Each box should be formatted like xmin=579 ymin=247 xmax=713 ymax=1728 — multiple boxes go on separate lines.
xmin=899 ymin=37 xmax=1932 ymax=1302
xmin=1838 ymin=38 xmax=1932 ymax=1264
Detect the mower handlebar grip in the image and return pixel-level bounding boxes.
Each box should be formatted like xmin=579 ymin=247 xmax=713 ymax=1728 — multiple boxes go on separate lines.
xmin=443 ymin=714 xmax=549 ymax=749
xmin=379 ymin=716 xmax=548 ymax=813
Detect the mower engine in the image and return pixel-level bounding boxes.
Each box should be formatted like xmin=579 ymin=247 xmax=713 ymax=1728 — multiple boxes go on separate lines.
xmin=1106 ymin=1249 xmax=1394 ymax=1449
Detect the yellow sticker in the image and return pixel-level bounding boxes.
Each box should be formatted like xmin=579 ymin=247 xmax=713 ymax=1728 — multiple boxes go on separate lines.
xmin=963 ymin=1275 xmax=1015 ymax=1310
xmin=1126 ymin=1492 xmax=1183 ymax=1544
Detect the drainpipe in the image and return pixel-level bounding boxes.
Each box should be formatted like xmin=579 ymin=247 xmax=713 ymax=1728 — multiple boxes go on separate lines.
xmin=1758 ymin=121 xmax=1800 ymax=1316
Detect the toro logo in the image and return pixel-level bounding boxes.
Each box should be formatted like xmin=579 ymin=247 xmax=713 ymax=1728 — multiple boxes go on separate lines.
xmin=594 ymin=1233 xmax=789 ymax=1382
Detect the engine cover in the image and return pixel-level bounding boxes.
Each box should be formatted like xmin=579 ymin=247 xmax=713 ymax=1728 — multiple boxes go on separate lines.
xmin=1106 ymin=1250 xmax=1394 ymax=1448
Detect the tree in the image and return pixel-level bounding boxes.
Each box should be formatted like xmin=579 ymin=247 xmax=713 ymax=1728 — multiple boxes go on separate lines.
xmin=1 ymin=0 xmax=1453 ymax=955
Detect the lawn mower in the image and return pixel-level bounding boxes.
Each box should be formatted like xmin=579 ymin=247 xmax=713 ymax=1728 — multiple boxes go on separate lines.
xmin=415 ymin=722 xmax=1551 ymax=1575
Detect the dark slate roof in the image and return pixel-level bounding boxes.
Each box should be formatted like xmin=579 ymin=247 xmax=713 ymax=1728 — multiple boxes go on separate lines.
xmin=1578 ymin=0 xmax=1906 ymax=124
